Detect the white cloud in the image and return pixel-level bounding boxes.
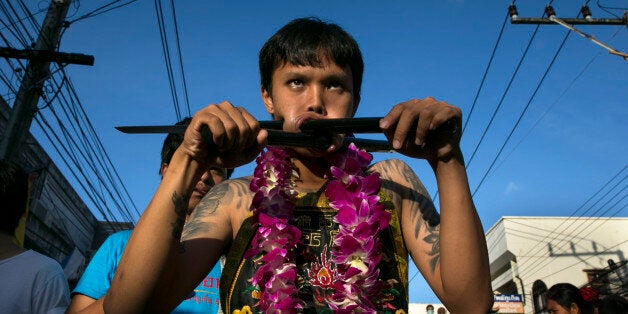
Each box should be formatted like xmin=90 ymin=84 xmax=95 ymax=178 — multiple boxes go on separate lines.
xmin=504 ymin=182 xmax=520 ymax=195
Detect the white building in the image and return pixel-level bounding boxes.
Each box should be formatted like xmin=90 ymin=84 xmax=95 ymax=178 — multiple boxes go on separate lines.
xmin=486 ymin=216 xmax=627 ymax=313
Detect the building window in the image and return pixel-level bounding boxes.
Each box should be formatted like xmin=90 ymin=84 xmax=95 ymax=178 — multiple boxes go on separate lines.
xmin=532 ymin=280 xmax=548 ymax=314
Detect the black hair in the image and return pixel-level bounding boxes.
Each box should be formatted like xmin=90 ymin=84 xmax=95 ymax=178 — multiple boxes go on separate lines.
xmin=0 ymin=159 xmax=29 ymax=235
xmin=598 ymin=295 xmax=628 ymax=314
xmin=547 ymin=283 xmax=593 ymax=314
xmin=259 ymin=17 xmax=364 ymax=99
xmin=159 ymin=117 xmax=232 ymax=179
xmin=160 ymin=117 xmax=192 ymax=171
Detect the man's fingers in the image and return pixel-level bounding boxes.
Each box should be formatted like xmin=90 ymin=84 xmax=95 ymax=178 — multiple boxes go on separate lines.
xmin=379 ymin=103 xmax=403 ymax=130
xmin=237 ymin=106 xmax=262 ymax=149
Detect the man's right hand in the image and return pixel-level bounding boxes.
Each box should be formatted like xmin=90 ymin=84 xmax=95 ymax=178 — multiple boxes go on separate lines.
xmin=181 ymin=101 xmax=268 ymax=169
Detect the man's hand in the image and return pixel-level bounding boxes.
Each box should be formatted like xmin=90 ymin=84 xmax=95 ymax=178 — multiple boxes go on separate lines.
xmin=181 ymin=101 xmax=268 ymax=169
xmin=379 ymin=97 xmax=462 ymax=162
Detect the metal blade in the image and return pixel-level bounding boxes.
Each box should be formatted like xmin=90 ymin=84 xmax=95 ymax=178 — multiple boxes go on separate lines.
xmin=115 ymin=125 xmax=392 ymax=152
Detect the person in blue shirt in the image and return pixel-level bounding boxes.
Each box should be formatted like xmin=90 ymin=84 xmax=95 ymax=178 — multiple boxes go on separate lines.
xmin=66 ymin=118 xmax=232 ymax=314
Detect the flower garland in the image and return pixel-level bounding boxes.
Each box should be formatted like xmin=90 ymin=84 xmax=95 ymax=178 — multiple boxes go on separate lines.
xmin=245 ymin=147 xmax=302 ymax=312
xmin=326 ymin=143 xmax=391 ymax=312
xmin=246 ymin=144 xmax=391 ymax=313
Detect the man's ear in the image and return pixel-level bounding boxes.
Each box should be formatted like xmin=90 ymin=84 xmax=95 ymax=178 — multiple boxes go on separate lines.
xmin=261 ymin=86 xmax=274 ymax=114
xmin=569 ymin=303 xmax=579 ymax=314
xmin=352 ymin=95 xmax=360 ymax=116
xmin=159 ymin=163 xmax=168 ymax=177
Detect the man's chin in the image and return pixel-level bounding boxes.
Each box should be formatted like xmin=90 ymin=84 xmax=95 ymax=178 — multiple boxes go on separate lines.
xmin=288 ymin=144 xmax=341 ymax=158
xmin=189 ymin=193 xmax=204 ymax=209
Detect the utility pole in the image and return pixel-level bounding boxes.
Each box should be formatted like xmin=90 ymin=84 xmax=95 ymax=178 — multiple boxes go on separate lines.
xmin=0 ymin=0 xmax=72 ymax=161
xmin=508 ymin=4 xmax=628 ymax=61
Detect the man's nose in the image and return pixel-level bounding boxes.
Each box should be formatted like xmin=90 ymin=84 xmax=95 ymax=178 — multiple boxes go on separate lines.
xmin=200 ymin=171 xmax=212 ymax=184
xmin=306 ymin=86 xmax=326 ymax=115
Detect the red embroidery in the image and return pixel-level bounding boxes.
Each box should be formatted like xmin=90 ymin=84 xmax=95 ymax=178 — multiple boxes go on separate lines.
xmin=306 ymin=247 xmax=336 ymax=290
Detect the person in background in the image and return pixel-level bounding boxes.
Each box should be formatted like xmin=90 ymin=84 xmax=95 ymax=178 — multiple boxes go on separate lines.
xmin=597 ymin=294 xmax=628 ymax=314
xmin=66 ymin=118 xmax=232 ymax=314
xmin=426 ymin=304 xmax=435 ymax=314
xmin=0 ymin=159 xmax=70 ymax=313
xmin=546 ymin=283 xmax=594 ymax=314
xmin=437 ymin=306 xmax=448 ymax=314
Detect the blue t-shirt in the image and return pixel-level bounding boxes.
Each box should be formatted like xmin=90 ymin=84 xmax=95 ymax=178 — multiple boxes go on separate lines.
xmin=73 ymin=230 xmax=221 ymax=313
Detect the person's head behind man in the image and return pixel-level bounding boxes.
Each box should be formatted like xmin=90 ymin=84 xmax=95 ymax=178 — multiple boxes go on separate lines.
xmin=426 ymin=304 xmax=434 ymax=314
xmin=159 ymin=117 xmax=233 ymax=211
xmin=0 ymin=160 xmax=29 ymax=236
xmin=547 ymin=283 xmax=593 ymax=314
xmin=259 ymin=17 xmax=364 ymax=112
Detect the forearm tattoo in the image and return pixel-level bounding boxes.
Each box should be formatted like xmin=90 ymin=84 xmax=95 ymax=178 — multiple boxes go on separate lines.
xmin=171 ymin=191 xmax=190 ymax=239
xmin=380 ymin=159 xmax=441 ymax=273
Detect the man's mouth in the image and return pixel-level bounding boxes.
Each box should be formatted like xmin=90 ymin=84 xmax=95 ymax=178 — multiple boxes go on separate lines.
xmin=193 ymin=186 xmax=209 ymax=197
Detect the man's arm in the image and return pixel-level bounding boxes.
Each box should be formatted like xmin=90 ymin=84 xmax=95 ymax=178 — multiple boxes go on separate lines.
xmin=65 ymin=295 xmax=102 ymax=314
xmin=66 ymin=231 xmax=129 ymax=314
xmin=379 ymin=98 xmax=493 ymax=313
xmin=104 ymin=102 xmax=265 ymax=313
xmin=67 ymin=179 xmax=244 ymax=314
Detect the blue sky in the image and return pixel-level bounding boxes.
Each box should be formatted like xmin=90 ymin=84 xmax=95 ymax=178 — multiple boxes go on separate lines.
xmin=3 ymin=0 xmax=627 ymax=304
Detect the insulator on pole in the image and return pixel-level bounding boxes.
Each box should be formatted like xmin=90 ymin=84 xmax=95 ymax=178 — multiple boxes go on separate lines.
xmin=581 ymin=5 xmax=592 ymax=20
xmin=545 ymin=5 xmax=556 ymax=18
xmin=508 ymin=4 xmax=519 ymax=19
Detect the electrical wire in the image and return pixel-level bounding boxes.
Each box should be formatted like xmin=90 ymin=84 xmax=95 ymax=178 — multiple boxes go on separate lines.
xmin=154 ymin=0 xmax=182 ymax=121
xmin=169 ymin=0 xmax=191 ymax=117
xmin=596 ymin=0 xmax=625 ymax=18
xmin=518 ymin=187 xmax=627 ymax=278
xmin=513 ymin=166 xmax=626 ymax=278
xmin=487 ymin=6 xmax=625 ymax=178
xmin=58 ymin=72 xmax=141 ymax=220
xmin=479 ymin=3 xmax=627 ymax=281
xmin=538 ymin=239 xmax=628 ymax=281
xmin=471 ymin=27 xmax=573 ymax=197
xmin=463 ymin=22 xmax=542 ymax=175
xmin=66 ymin=0 xmax=140 ymax=24
xmin=33 ymin=115 xmax=120 ymax=229
xmin=0 ymin=3 xmax=45 ymax=32
xmin=432 ymin=9 xmax=511 ymax=204
xmin=2 ymin=1 xmax=143 ymax=225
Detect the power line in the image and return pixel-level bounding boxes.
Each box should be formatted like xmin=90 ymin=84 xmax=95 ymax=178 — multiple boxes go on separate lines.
xmin=515 ymin=166 xmax=627 ymax=277
xmin=154 ymin=0 xmax=182 ymax=121
xmin=463 ymin=18 xmax=542 ymax=174
xmin=66 ymin=0 xmax=139 ymax=24
xmin=33 ymin=114 xmax=120 ymax=228
xmin=488 ymin=28 xmax=615 ymax=177
xmin=471 ymin=25 xmax=573 ymax=197
xmin=59 ymin=72 xmax=141 ymax=220
xmin=538 ymin=239 xmax=628 ymax=281
xmin=0 ymin=4 xmax=45 ymax=33
xmin=432 ymin=10 xmax=511 ymax=204
xmin=596 ymin=0 xmax=626 ymax=18
xmin=169 ymin=0 xmax=191 ymax=117
xmin=40 ymin=69 xmax=139 ymax=223
xmin=1 ymin=2 xmax=141 ymax=225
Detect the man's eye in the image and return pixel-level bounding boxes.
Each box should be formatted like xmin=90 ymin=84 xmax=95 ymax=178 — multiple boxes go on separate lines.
xmin=328 ymin=81 xmax=343 ymax=90
xmin=289 ymin=80 xmax=303 ymax=87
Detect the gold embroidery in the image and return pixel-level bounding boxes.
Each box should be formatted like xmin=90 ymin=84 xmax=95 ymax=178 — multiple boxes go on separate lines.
xmin=232 ymin=305 xmax=252 ymax=314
